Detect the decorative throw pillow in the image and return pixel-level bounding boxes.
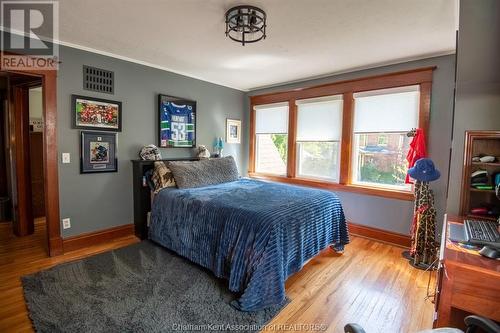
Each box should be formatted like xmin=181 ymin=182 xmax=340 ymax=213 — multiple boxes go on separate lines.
xmin=168 ymin=156 xmax=239 ymax=189
xmin=151 ymin=161 xmax=176 ymax=193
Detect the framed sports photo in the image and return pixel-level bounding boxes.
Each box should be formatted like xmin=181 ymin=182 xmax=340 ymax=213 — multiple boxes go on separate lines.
xmin=158 ymin=94 xmax=196 ymax=148
xmin=226 ymin=118 xmax=241 ymax=144
xmin=72 ymin=95 xmax=122 ymax=132
xmin=80 ymin=131 xmax=118 ymax=173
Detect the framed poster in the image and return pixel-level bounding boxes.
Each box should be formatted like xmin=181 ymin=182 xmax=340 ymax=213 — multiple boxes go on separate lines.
xmin=72 ymin=95 xmax=122 ymax=131
xmin=226 ymin=118 xmax=241 ymax=144
xmin=158 ymin=94 xmax=196 ymax=148
xmin=80 ymin=131 xmax=118 ymax=173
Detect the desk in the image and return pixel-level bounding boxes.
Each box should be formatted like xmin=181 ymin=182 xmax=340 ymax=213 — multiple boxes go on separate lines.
xmin=434 ymin=215 xmax=500 ymax=328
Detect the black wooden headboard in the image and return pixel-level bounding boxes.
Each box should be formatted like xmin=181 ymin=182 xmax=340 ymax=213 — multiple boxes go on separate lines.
xmin=131 ymin=158 xmax=199 ymax=239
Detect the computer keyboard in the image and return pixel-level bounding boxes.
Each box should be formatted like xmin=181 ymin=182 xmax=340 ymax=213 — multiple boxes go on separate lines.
xmin=464 ymin=219 xmax=500 ymax=248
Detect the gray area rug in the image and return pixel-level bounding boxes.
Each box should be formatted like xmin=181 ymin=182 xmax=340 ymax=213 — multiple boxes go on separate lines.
xmin=22 ymin=241 xmax=287 ymax=332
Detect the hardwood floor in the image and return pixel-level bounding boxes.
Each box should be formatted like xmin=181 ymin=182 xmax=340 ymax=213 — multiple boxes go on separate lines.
xmin=0 ymin=219 xmax=435 ymax=333
xmin=268 ymin=238 xmax=436 ymax=332
xmin=0 ymin=219 xmax=139 ymax=332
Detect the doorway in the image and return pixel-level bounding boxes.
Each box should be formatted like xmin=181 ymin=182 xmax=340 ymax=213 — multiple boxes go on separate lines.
xmin=0 ymin=62 xmax=61 ymax=256
xmin=1 ymin=73 xmax=46 ymax=250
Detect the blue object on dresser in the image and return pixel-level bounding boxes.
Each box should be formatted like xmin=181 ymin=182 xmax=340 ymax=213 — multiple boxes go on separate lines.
xmin=149 ymin=178 xmax=349 ymax=311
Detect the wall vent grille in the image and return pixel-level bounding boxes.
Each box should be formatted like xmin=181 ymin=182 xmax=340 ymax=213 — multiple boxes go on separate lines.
xmin=83 ymin=65 xmax=114 ymax=94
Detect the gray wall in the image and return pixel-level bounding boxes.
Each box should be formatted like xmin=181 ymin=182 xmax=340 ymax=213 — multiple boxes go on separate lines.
xmin=446 ymin=0 xmax=500 ymax=214
xmin=247 ymin=55 xmax=456 ymax=234
xmin=58 ymin=46 xmax=246 ymax=237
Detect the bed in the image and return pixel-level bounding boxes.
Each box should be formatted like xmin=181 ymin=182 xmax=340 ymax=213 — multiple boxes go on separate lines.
xmin=148 ymin=171 xmax=349 ymax=311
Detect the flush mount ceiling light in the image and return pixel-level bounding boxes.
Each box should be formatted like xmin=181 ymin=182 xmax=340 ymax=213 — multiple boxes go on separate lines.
xmin=225 ymin=5 xmax=266 ymax=46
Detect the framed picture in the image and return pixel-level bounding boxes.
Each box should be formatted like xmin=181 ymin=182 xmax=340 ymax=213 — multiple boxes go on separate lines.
xmin=226 ymin=118 xmax=241 ymax=144
xmin=72 ymin=95 xmax=122 ymax=132
xmin=158 ymin=94 xmax=196 ymax=148
xmin=80 ymin=131 xmax=117 ymax=173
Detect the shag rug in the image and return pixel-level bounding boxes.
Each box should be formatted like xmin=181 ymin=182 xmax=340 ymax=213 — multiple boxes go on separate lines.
xmin=22 ymin=241 xmax=286 ymax=332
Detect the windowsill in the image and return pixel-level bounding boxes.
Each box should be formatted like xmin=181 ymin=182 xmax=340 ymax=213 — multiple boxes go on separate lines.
xmin=351 ymin=181 xmax=412 ymax=192
xmin=248 ymin=172 xmax=415 ymax=201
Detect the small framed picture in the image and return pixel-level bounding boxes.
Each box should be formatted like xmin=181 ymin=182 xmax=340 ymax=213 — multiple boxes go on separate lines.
xmin=80 ymin=131 xmax=117 ymax=173
xmin=158 ymin=94 xmax=196 ymax=148
xmin=72 ymin=95 xmax=122 ymax=132
xmin=226 ymin=119 xmax=241 ymax=144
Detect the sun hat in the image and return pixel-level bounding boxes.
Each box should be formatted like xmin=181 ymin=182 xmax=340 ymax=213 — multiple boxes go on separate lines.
xmin=408 ymin=158 xmax=440 ymax=182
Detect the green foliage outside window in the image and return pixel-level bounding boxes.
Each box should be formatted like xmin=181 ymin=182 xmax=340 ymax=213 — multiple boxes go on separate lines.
xmin=271 ymin=134 xmax=288 ymax=163
xmin=360 ymin=162 xmax=407 ymax=185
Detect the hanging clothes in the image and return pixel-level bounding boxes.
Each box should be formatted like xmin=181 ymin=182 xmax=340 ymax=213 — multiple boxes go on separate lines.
xmin=410 ymin=180 xmax=438 ymax=267
xmin=406 ymin=128 xmax=427 ymax=184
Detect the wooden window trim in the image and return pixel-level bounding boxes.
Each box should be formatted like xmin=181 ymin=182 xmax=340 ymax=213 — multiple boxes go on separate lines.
xmin=286 ymin=99 xmax=297 ymax=178
xmin=248 ymin=67 xmax=435 ymax=201
xmin=247 ymin=173 xmax=414 ymax=200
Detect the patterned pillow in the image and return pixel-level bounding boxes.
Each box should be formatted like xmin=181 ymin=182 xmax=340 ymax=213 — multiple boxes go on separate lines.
xmin=151 ymin=161 xmax=176 ymax=193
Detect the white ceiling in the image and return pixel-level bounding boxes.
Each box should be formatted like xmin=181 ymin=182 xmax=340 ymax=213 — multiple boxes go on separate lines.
xmin=58 ymin=0 xmax=457 ymax=91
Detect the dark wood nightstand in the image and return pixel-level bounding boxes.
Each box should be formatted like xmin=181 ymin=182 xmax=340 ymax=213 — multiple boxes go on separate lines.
xmin=131 ymin=158 xmax=198 ymax=239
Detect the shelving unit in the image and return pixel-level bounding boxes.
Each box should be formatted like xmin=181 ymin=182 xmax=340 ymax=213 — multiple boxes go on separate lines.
xmin=460 ymin=131 xmax=500 ymax=220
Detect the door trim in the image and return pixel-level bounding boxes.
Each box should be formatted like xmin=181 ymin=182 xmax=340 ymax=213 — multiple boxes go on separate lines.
xmin=2 ymin=53 xmax=62 ymax=256
xmin=11 ymin=85 xmax=34 ymax=236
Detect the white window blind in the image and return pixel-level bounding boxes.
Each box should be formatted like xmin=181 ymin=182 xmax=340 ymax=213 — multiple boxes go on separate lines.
xmin=296 ymin=95 xmax=343 ymax=141
xmin=254 ymin=102 xmax=289 ymax=134
xmin=353 ymin=85 xmax=420 ymax=133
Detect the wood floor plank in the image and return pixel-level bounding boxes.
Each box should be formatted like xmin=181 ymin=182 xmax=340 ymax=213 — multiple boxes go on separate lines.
xmin=0 ymin=220 xmax=435 ymax=332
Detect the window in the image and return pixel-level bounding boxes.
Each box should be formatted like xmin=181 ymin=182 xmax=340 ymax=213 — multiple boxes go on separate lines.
xmin=254 ymin=102 xmax=289 ymax=175
xmin=249 ymin=68 xmax=432 ymax=201
xmin=352 ymin=85 xmax=420 ymax=190
xmin=296 ymin=96 xmax=343 ymax=181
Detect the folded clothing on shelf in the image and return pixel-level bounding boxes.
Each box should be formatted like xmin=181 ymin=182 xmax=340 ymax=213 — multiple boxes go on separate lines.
xmin=473 ymin=185 xmax=494 ymax=190
xmin=472 ymin=155 xmax=497 ymax=163
xmin=470 ymin=207 xmax=489 ymax=215
xmin=470 ymin=204 xmax=500 ymax=217
xmin=471 ymin=170 xmax=489 ymax=187
xmin=479 ymin=155 xmax=496 ymax=163
xmin=471 ymin=170 xmax=488 ymax=178
xmin=471 ymin=177 xmax=489 ymax=184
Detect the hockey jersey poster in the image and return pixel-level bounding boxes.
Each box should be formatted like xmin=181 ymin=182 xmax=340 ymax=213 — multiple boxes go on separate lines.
xmin=158 ymin=94 xmax=196 ymax=148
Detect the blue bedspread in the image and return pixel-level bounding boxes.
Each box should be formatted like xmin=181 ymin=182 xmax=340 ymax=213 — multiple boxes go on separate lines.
xmin=149 ymin=178 xmax=348 ymax=311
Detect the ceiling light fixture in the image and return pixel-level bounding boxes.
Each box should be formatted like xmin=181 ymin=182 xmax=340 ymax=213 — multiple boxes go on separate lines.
xmin=225 ymin=5 xmax=266 ymax=46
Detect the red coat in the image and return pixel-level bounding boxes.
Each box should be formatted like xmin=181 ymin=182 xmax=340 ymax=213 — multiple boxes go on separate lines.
xmin=406 ymin=128 xmax=427 ymax=184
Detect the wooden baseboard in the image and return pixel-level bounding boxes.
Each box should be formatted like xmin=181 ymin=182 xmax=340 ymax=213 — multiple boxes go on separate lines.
xmin=62 ymin=224 xmax=135 ymax=253
xmin=348 ymin=222 xmax=411 ymax=248
xmin=62 ymin=222 xmax=408 ymax=252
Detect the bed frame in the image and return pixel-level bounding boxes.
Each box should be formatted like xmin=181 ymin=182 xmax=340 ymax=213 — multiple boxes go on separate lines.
xmin=131 ymin=158 xmax=199 ymax=239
